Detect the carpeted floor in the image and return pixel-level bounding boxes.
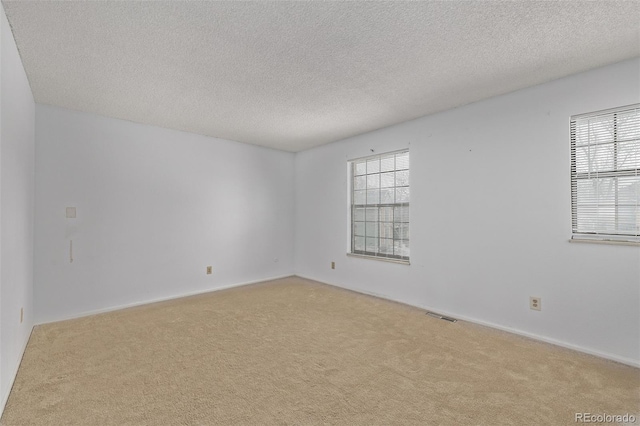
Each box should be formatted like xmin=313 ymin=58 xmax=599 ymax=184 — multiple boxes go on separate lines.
xmin=1 ymin=276 xmax=638 ymax=425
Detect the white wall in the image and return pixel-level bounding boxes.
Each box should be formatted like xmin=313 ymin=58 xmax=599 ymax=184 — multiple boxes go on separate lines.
xmin=34 ymin=105 xmax=294 ymax=324
xmin=294 ymin=58 xmax=640 ymax=366
xmin=0 ymin=4 xmax=35 ymax=413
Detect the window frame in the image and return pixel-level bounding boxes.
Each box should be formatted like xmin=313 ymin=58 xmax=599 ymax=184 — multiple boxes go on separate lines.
xmin=348 ymin=149 xmax=410 ymax=263
xmin=570 ymin=104 xmax=640 ymax=244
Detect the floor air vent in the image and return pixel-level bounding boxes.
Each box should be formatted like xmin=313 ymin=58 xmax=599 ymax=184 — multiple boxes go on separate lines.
xmin=426 ymin=311 xmax=457 ymax=323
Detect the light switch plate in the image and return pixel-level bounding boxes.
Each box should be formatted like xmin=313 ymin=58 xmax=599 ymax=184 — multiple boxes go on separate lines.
xmin=66 ymin=207 xmax=76 ymax=218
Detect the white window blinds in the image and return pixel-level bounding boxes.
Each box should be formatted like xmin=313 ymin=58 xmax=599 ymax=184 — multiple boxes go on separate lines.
xmin=571 ymin=104 xmax=640 ymax=242
xmin=350 ymin=150 xmax=409 ymax=261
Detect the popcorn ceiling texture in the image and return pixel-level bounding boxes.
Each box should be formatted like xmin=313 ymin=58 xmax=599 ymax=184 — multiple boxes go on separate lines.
xmin=2 ymin=1 xmax=639 ymax=152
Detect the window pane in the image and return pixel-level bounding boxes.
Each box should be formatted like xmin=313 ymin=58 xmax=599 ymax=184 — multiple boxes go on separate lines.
xmin=354 ymin=190 xmax=366 ymax=205
xmin=618 ymin=176 xmax=640 ymax=234
xmin=575 ymin=205 xmax=617 ymax=233
xmin=367 ymin=174 xmax=380 ymax=189
xmin=353 ymin=207 xmax=365 ymax=221
xmin=355 ymin=161 xmax=367 ymax=175
xmin=394 ymin=240 xmax=409 ymax=257
xmin=367 ymin=158 xmax=380 ymax=174
xmin=396 ymin=152 xmax=409 ymax=170
xmin=367 ymin=189 xmax=380 ymax=204
xmin=618 ymin=111 xmax=640 ymax=141
xmin=380 ymin=223 xmax=393 ymax=238
xmin=379 ymin=238 xmax=394 ymax=254
xmin=396 ymin=170 xmax=409 ymax=186
xmin=575 ymin=144 xmax=614 ymax=173
xmin=395 ymin=206 xmax=409 ymax=222
xmin=394 ymin=223 xmax=410 ymax=240
xmin=354 ymin=175 xmax=366 ymax=190
xmin=619 ymin=176 xmax=640 ymax=203
xmin=396 ymin=187 xmax=410 ymax=203
xmin=576 ymin=178 xmax=616 ymax=205
xmin=380 ymin=155 xmax=395 ymax=172
xmin=380 ymin=207 xmax=393 ymax=222
xmin=618 ymin=139 xmax=640 ymax=169
xmin=575 ymin=116 xmax=614 ymax=146
xmin=365 ymin=222 xmax=379 ymax=237
xmin=365 ymin=207 xmax=378 ymax=222
xmin=380 ymin=188 xmax=394 ymax=203
xmin=354 ymin=222 xmax=365 ymax=237
xmin=380 ymin=172 xmax=395 ymax=188
xmin=354 ymin=236 xmax=365 ymax=251
xmin=366 ymin=237 xmax=378 ymax=252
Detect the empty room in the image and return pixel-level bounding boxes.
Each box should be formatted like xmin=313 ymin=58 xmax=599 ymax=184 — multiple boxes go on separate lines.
xmin=0 ymin=1 xmax=638 ymax=425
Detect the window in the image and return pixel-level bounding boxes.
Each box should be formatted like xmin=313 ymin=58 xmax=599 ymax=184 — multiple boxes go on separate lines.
xmin=571 ymin=104 xmax=640 ymax=243
xmin=350 ymin=150 xmax=409 ymax=261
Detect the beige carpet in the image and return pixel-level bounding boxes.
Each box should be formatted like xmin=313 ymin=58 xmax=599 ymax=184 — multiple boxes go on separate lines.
xmin=1 ymin=276 xmax=638 ymax=425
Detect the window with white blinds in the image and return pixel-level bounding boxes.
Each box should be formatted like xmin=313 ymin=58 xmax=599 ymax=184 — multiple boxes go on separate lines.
xmin=571 ymin=104 xmax=640 ymax=243
xmin=350 ymin=150 xmax=409 ymax=261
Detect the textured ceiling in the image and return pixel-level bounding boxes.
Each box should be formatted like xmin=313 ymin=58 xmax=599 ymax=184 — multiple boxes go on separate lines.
xmin=3 ymin=1 xmax=640 ymax=152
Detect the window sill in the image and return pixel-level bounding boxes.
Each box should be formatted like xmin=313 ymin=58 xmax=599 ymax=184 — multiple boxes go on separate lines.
xmin=347 ymin=253 xmax=410 ymax=265
xmin=569 ymin=237 xmax=640 ymax=247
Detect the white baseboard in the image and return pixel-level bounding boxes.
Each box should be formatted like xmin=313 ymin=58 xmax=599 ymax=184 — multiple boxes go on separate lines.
xmin=35 ymin=274 xmax=294 ymax=326
xmin=1 ymin=324 xmax=34 ymax=418
xmin=296 ymin=274 xmax=640 ymax=369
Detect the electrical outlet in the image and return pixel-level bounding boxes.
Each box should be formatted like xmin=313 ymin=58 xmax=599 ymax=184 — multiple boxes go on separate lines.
xmin=331 ymin=261 xmax=335 ymax=270
xmin=530 ymin=297 xmax=541 ymax=311
xmin=206 ymin=266 xmax=212 ymax=275
xmin=20 ymin=307 xmax=23 ymax=323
